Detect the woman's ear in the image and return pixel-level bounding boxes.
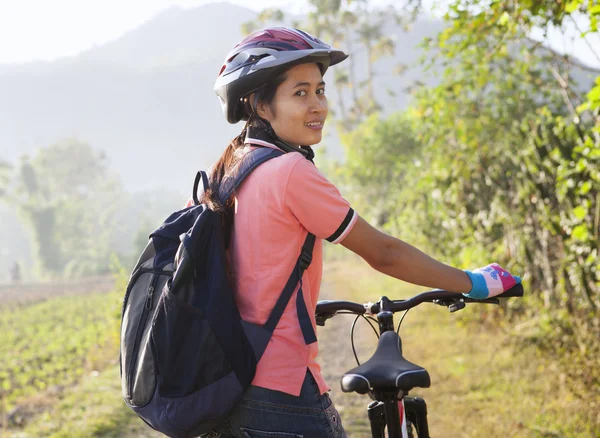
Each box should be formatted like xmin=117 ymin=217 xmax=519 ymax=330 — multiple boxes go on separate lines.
xmin=254 ymin=96 xmax=271 ymax=122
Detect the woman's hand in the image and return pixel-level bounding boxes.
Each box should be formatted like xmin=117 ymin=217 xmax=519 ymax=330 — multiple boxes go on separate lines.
xmin=463 ymin=263 xmax=521 ymax=299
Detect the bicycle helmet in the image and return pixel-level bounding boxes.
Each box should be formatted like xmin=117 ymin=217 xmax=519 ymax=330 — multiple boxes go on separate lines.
xmin=215 ymin=27 xmax=348 ymax=124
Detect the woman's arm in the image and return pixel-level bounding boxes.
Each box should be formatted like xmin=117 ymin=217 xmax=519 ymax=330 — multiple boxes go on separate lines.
xmin=341 ymin=215 xmax=472 ymax=293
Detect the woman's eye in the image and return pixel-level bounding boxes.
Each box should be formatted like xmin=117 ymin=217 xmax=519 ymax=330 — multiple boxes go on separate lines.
xmin=296 ymin=90 xmax=307 ymax=96
xmin=317 ymin=88 xmax=326 ymax=95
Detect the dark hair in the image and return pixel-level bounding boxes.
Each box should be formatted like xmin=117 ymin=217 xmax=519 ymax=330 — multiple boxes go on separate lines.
xmin=202 ymin=70 xmax=289 ymax=248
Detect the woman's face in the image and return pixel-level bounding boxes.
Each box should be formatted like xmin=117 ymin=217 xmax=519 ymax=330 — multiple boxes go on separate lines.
xmin=257 ymin=63 xmax=328 ymax=146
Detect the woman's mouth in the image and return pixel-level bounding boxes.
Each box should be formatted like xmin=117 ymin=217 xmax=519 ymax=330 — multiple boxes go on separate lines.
xmin=305 ymin=121 xmax=324 ymax=130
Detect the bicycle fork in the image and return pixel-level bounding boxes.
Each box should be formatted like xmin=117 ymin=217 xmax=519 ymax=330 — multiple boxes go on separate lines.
xmin=367 ymin=395 xmax=430 ymax=438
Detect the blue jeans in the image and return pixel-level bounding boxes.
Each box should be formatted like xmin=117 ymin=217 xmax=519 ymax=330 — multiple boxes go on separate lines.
xmin=212 ymin=370 xmax=347 ymax=438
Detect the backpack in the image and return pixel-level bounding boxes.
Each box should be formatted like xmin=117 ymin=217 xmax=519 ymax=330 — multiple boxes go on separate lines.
xmin=119 ymin=147 xmax=317 ymax=438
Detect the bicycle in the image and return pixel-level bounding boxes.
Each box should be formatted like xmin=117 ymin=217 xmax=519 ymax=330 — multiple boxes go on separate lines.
xmin=315 ymin=284 xmax=524 ymax=438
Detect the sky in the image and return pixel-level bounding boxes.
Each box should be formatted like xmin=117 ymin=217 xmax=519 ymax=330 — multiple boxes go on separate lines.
xmin=0 ymin=0 xmax=308 ymax=64
xmin=0 ymin=0 xmax=599 ymax=67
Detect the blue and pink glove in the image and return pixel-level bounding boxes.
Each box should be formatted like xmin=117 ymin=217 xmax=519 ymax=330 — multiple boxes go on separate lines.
xmin=463 ymin=263 xmax=521 ymax=299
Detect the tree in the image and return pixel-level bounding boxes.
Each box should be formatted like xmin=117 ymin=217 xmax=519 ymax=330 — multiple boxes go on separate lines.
xmin=241 ymin=8 xmax=286 ymax=35
xmin=0 ymin=158 xmax=11 ymax=198
xmin=1 ymin=139 xmax=125 ymax=277
xmin=241 ymin=0 xmax=407 ymax=131
xmin=352 ymin=0 xmax=600 ymax=397
xmin=337 ymin=112 xmax=420 ymax=228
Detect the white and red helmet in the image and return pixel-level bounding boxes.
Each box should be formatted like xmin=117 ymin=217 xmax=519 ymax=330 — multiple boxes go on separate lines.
xmin=214 ymin=27 xmax=348 ymax=124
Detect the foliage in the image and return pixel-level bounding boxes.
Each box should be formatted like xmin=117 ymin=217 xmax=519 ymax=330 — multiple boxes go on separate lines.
xmin=331 ymin=112 xmax=420 ymax=228
xmin=1 ymin=139 xmax=126 ymax=277
xmin=241 ymin=0 xmax=410 ymax=131
xmin=0 ymin=289 xmax=122 ymax=414
xmin=337 ymin=0 xmax=600 ymax=396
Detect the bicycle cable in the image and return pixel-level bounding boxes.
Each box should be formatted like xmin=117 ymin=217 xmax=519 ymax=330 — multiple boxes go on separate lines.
xmin=396 ymin=309 xmax=410 ymax=334
xmin=350 ymin=314 xmax=380 ymax=366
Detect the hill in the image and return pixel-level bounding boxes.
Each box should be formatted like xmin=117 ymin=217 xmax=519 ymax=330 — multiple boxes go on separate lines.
xmin=0 ymin=2 xmax=444 ymax=193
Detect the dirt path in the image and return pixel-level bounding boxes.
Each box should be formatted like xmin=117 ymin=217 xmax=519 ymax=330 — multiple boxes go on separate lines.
xmin=317 ymin=306 xmax=380 ymax=437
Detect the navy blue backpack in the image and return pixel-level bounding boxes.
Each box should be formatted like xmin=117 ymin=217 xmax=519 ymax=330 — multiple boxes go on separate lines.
xmin=119 ymin=147 xmax=317 ymax=438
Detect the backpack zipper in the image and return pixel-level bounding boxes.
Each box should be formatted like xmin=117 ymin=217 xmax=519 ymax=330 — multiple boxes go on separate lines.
xmin=127 ymin=272 xmax=160 ymax=399
xmin=145 ymin=283 xmax=155 ymax=310
xmin=120 ymin=268 xmax=156 ymax=326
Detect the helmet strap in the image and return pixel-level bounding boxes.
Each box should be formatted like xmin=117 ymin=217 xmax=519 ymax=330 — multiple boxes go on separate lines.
xmin=255 ymin=117 xmax=314 ymax=161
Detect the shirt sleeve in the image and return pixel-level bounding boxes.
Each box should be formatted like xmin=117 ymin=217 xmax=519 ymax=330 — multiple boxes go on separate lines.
xmin=285 ymin=158 xmax=357 ymax=244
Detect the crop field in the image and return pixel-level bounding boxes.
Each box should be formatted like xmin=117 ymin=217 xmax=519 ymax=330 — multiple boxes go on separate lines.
xmin=0 ymin=281 xmax=121 ymax=431
xmin=0 ymin=276 xmax=114 ymax=308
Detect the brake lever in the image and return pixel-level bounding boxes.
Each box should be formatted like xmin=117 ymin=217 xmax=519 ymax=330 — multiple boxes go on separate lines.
xmin=433 ymin=297 xmax=500 ymax=313
xmin=316 ymin=313 xmax=334 ymax=326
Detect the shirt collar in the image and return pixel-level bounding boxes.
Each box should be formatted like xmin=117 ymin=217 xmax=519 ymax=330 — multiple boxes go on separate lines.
xmin=244 ymin=125 xmax=316 ymax=162
xmin=244 ymin=126 xmax=280 ymax=150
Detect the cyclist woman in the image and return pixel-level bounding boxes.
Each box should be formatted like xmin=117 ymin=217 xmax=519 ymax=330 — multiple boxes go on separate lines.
xmin=202 ymin=27 xmax=521 ymax=438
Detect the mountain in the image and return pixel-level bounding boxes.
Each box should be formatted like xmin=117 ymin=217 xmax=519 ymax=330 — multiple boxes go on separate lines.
xmin=0 ymin=2 xmax=444 ymax=193
xmin=0 ymin=2 xmax=595 ymax=279
xmin=0 ymin=2 xmax=447 ymax=279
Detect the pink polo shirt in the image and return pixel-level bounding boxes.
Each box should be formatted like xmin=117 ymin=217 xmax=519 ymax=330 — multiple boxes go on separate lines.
xmin=189 ymin=137 xmax=357 ymax=396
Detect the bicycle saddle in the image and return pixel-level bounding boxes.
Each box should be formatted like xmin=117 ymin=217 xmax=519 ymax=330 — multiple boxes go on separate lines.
xmin=341 ymin=331 xmax=431 ymax=394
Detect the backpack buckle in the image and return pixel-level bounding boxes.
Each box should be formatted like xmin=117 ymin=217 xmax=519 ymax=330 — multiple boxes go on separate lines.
xmin=299 ymin=251 xmax=312 ymax=270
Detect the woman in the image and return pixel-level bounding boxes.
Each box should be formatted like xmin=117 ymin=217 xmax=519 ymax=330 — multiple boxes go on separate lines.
xmin=204 ymin=27 xmax=520 ymax=438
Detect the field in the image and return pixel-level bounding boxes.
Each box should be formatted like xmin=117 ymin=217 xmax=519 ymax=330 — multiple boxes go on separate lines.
xmin=0 ymin=277 xmax=120 ymax=433
xmin=1 ymin=261 xmax=599 ymax=437
xmin=0 ymin=277 xmax=114 ymax=307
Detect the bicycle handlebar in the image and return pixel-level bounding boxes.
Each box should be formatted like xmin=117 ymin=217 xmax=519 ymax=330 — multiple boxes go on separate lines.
xmin=315 ymin=284 xmax=523 ymax=323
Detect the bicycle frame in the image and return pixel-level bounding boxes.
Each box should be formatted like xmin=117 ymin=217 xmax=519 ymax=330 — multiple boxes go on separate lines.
xmin=365 ymin=310 xmax=430 ymax=438
xmin=367 ymin=397 xmax=430 ymax=438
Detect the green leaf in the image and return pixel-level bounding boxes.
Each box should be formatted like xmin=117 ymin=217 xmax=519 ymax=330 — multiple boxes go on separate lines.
xmin=579 ymin=180 xmax=592 ymax=195
xmin=591 ymin=5 xmax=600 ymax=15
xmin=572 ymin=224 xmax=589 ymax=241
xmin=573 ymin=205 xmax=587 ymax=220
xmin=565 ymin=0 xmax=582 ymax=13
xmin=588 ymin=84 xmax=600 ymax=109
xmin=498 ymin=11 xmax=510 ymax=26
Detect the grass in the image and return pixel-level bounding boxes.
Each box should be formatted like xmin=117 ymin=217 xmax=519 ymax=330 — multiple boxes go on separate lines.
xmin=0 ymin=290 xmax=122 ymax=413
xmin=7 ymin=365 xmax=162 ymax=438
xmin=318 ymin=257 xmax=600 ymax=437
xmin=1 ymin=282 xmax=162 ymax=438
xmin=2 ymin=257 xmax=599 ymax=437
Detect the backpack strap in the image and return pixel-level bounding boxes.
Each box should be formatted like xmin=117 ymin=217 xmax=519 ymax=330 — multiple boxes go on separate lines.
xmin=217 ymin=147 xmax=318 ymax=350
xmin=192 ymin=171 xmax=210 ymax=206
xmin=218 ymin=148 xmax=284 ymax=204
xmin=263 ymin=232 xmax=316 ymax=343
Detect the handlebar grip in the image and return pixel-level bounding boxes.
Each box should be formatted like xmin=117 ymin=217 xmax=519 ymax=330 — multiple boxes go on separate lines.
xmin=496 ymin=284 xmax=524 ymax=298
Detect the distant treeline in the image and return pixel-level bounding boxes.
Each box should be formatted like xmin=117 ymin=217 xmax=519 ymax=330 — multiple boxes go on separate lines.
xmin=0 ymin=140 xmax=183 ymax=278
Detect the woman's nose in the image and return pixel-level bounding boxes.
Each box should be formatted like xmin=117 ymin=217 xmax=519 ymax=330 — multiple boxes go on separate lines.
xmin=310 ymin=97 xmax=326 ymax=113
